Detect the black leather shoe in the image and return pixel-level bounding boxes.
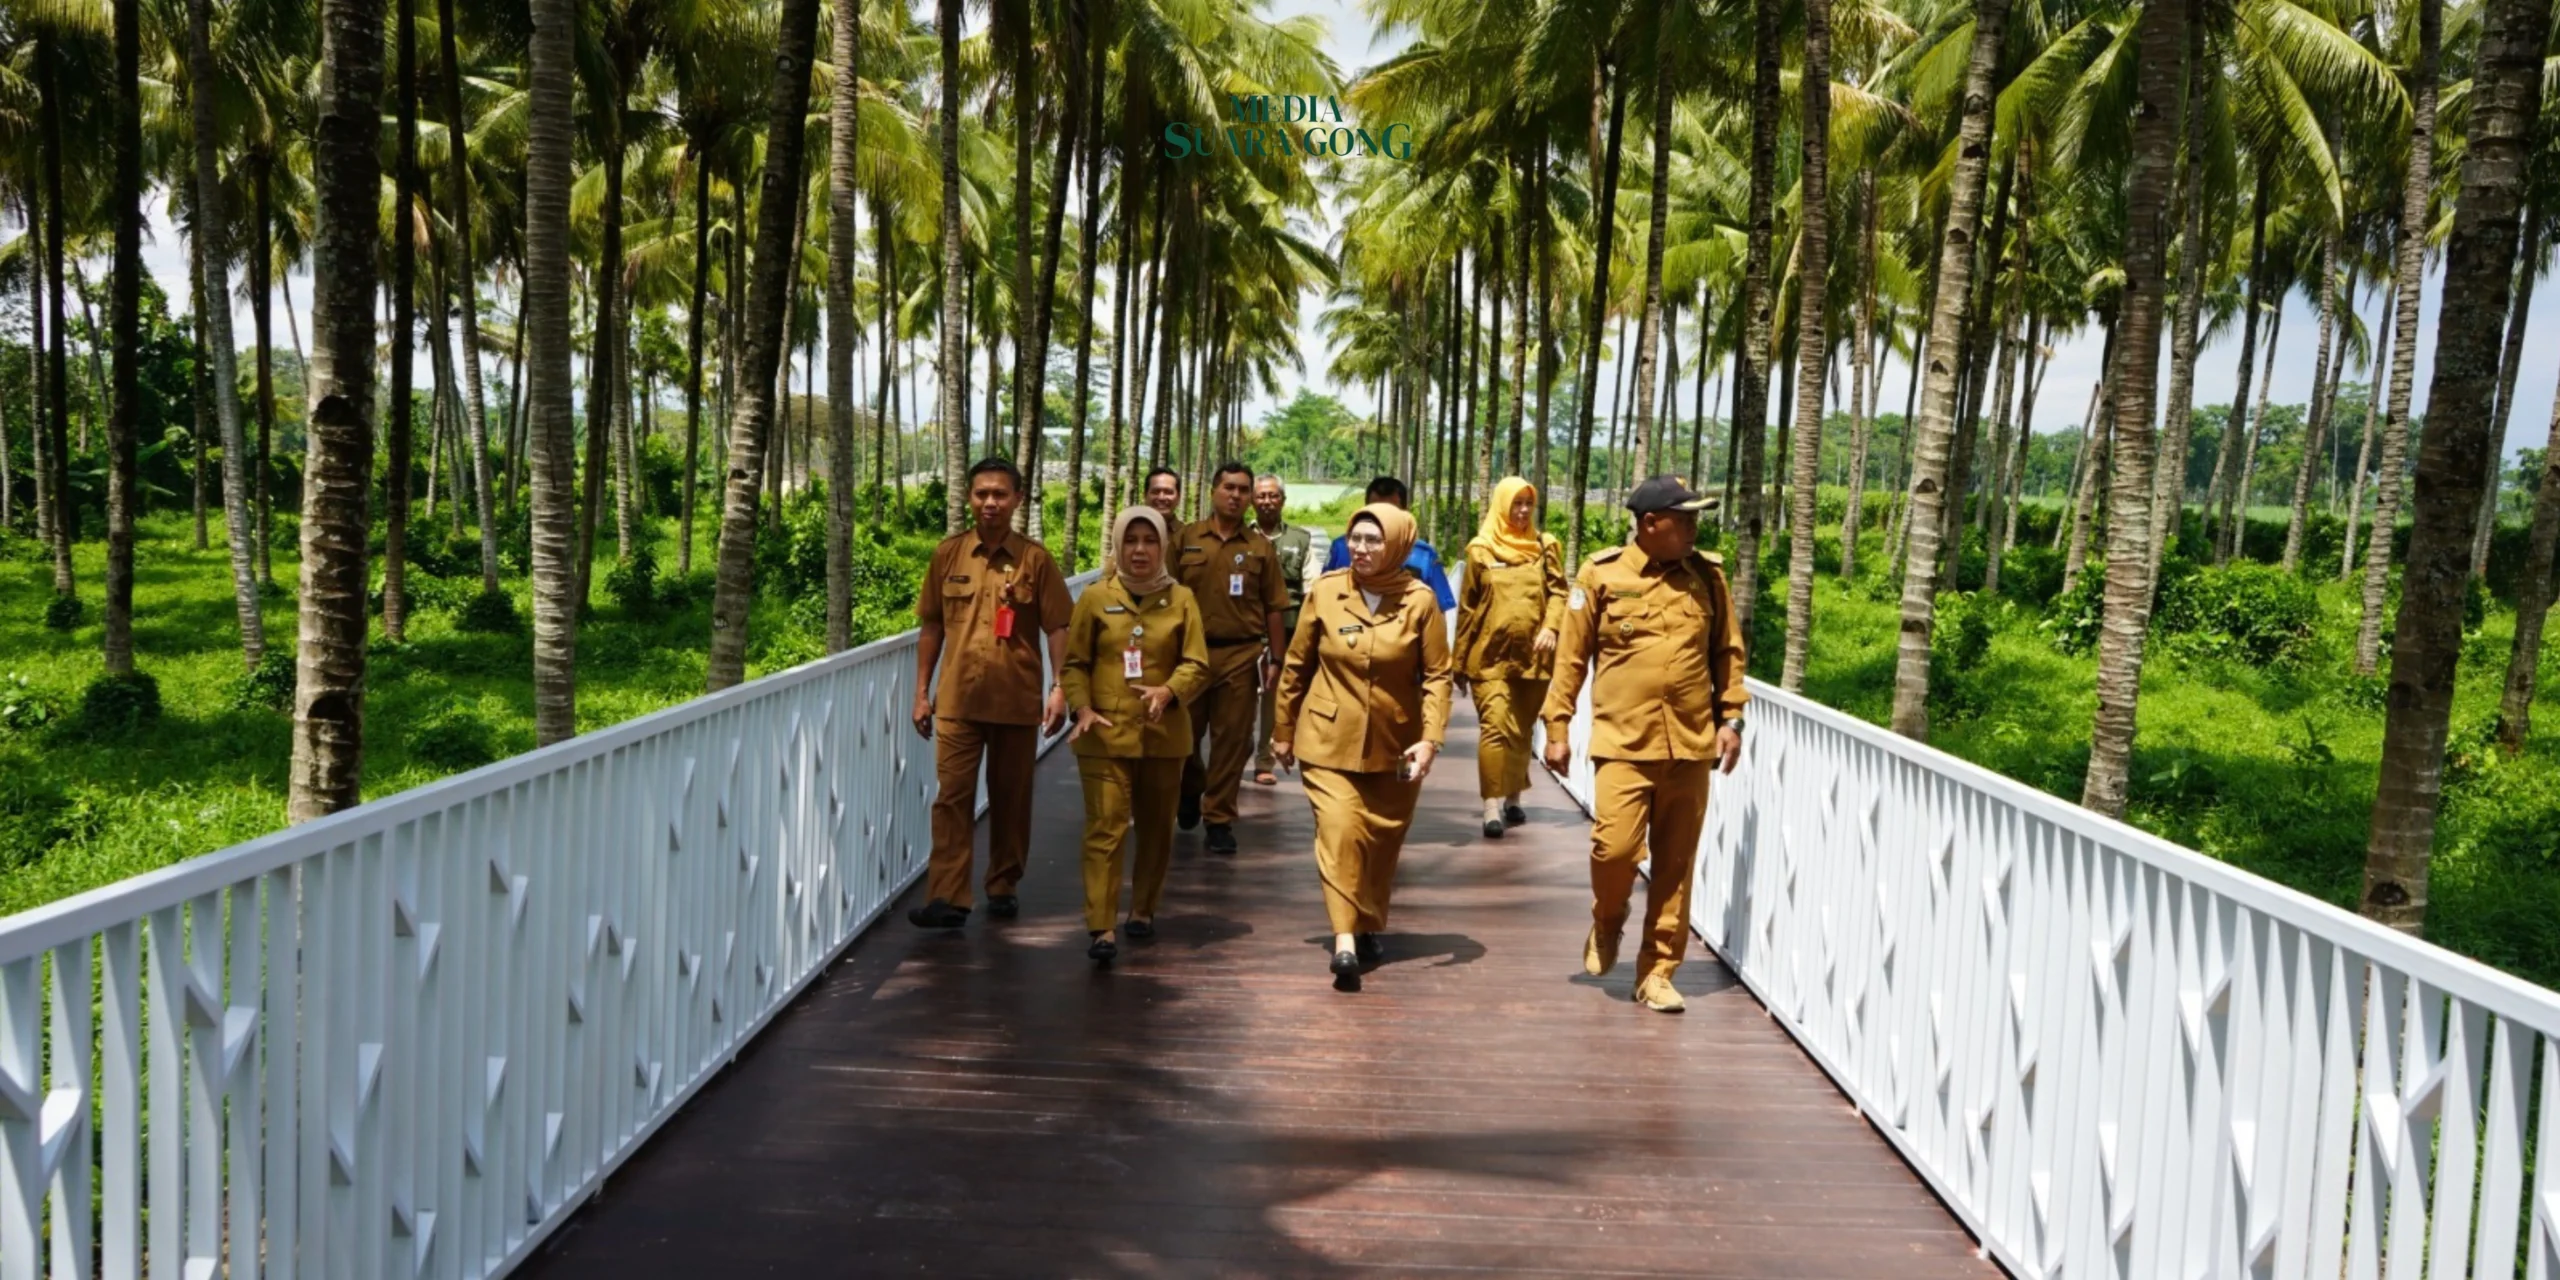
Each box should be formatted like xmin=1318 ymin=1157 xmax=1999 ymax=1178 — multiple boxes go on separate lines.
xmin=1205 ymin=823 xmax=1237 ymax=855
xmin=1088 ymin=932 xmax=1118 ymax=964
xmin=1482 ymin=818 xmax=1506 ymax=839
xmin=1330 ymin=949 xmax=1362 ymax=991
xmin=1124 ymin=918 xmax=1156 ymax=941
xmin=985 ymin=894 xmax=1019 ymax=919
xmin=1178 ymin=795 xmax=1202 ymax=830
xmin=907 ymin=899 xmax=969 ymax=930
xmin=1354 ymin=933 xmax=1383 ymax=966
xmin=1503 ymin=803 xmax=1529 ymax=827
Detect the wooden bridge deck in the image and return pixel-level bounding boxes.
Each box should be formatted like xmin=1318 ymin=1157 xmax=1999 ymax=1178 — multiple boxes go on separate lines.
xmin=516 ymin=703 xmax=2000 ymax=1278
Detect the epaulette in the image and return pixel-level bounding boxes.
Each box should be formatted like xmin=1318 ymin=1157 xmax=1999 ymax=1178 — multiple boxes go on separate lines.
xmin=1589 ymin=546 xmax=1625 ymax=564
xmin=1696 ymin=551 xmax=1725 ymax=568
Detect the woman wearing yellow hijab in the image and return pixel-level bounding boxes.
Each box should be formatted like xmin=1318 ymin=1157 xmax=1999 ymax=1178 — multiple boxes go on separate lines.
xmin=1271 ymin=504 xmax=1453 ymax=991
xmin=1453 ymin=477 xmax=1566 ymax=838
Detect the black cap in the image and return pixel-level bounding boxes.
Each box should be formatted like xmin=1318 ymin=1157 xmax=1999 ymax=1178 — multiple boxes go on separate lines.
xmin=1627 ymin=475 xmax=1716 ymax=516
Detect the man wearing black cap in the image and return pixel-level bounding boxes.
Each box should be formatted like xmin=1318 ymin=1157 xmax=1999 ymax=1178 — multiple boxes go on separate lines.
xmin=1541 ymin=475 xmax=1748 ymax=1013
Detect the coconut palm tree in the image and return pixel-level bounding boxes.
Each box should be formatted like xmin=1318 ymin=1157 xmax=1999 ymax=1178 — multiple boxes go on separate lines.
xmin=825 ymin=0 xmax=861 ymax=652
xmin=1779 ymin=0 xmax=1834 ymax=692
xmin=100 ymin=0 xmax=139 ymax=679
xmin=2353 ymin=0 xmax=2437 ymax=677
xmin=288 ymin=0 xmax=385 ymax=820
xmin=186 ymin=0 xmax=265 ymax=670
xmin=526 ymin=0 xmax=580 ymax=745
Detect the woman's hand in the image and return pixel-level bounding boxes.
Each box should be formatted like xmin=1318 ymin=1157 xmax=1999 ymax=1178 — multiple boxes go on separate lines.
xmin=1402 ymin=741 xmax=1440 ymax=783
xmin=1134 ymin=684 xmax=1175 ymax=722
xmin=1271 ymin=739 xmax=1296 ymax=774
xmin=1070 ymin=706 xmax=1113 ymax=741
xmin=1533 ymin=627 xmax=1558 ymax=658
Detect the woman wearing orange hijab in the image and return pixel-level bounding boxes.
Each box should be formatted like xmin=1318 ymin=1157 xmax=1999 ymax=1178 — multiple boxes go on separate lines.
xmin=1271 ymin=504 xmax=1453 ymax=991
xmin=1453 ymin=477 xmax=1566 ymax=838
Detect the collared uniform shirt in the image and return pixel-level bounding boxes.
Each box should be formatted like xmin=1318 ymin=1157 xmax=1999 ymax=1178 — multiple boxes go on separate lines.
xmin=1175 ymin=519 xmax=1288 ymax=646
xmin=1453 ymin=536 xmax=1569 ymax=682
xmin=1541 ymin=547 xmax=1749 ymax=761
xmin=1259 ymin=520 xmax=1321 ymax=632
xmin=1273 ymin=570 xmax=1454 ymax=774
xmin=1060 ymin=579 xmax=1213 ymax=758
xmin=916 ymin=528 xmax=1075 ymax=725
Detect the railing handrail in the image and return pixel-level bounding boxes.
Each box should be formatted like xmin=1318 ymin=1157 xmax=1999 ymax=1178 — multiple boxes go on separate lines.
xmin=1732 ymin=678 xmax=2560 ymax=1029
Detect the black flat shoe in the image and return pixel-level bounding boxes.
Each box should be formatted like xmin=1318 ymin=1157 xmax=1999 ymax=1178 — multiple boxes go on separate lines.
xmin=1330 ymin=949 xmax=1362 ymax=990
xmin=1124 ymin=918 xmax=1156 ymax=940
xmin=986 ymin=894 xmax=1020 ymax=919
xmin=1354 ymin=933 xmax=1383 ymax=966
xmin=1205 ymin=823 xmax=1237 ymax=855
xmin=1088 ymin=932 xmax=1118 ymax=963
xmin=1178 ymin=795 xmax=1202 ymax=830
xmin=1482 ymin=818 xmax=1506 ymax=839
xmin=1503 ymin=803 xmax=1529 ymax=827
xmin=907 ymin=899 xmax=970 ymax=930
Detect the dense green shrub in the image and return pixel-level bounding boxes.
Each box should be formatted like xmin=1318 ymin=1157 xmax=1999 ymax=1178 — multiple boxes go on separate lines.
xmin=225 ymin=648 xmax=297 ymax=713
xmin=1928 ymin=593 xmax=1999 ymax=723
xmin=76 ymin=672 xmax=163 ymax=734
xmin=1999 ymin=545 xmax=2065 ymax=606
xmin=42 ymin=593 xmax=81 ymax=631
xmin=606 ymin=542 xmax=661 ymax=617
xmin=457 ymin=587 xmax=522 ymax=633
xmin=0 ymin=777 xmax=89 ymax=873
xmin=406 ymin=701 xmax=502 ymax=771
xmin=2154 ymin=562 xmax=2320 ymax=665
xmin=2040 ymin=563 xmax=2106 ymax=654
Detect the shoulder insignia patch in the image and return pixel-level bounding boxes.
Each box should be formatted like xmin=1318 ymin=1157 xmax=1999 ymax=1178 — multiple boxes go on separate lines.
xmin=1698 ymin=551 xmax=1725 ymax=568
xmin=1590 ymin=547 xmax=1625 ymax=563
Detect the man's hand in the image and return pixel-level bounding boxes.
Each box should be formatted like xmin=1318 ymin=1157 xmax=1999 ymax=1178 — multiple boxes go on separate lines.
xmin=1402 ymin=740 xmax=1440 ymax=783
xmin=1543 ymin=735 xmax=1572 ymax=774
xmin=910 ymin=694 xmax=935 ymax=740
xmin=1716 ymin=724 xmax=1743 ymax=775
xmin=1270 ymin=738 xmax=1296 ymax=773
xmin=1070 ymin=706 xmax=1113 ymax=741
xmin=1042 ymin=686 xmax=1068 ymax=736
xmin=1135 ymin=684 xmax=1175 ymax=722
xmin=1532 ymin=626 xmax=1558 ymax=658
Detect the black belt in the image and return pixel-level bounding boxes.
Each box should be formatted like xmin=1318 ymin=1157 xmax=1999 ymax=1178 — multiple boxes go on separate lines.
xmin=1209 ymin=636 xmax=1262 ymax=648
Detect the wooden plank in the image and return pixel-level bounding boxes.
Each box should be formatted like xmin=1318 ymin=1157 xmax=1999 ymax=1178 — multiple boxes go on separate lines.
xmin=517 ymin=705 xmax=1997 ymax=1279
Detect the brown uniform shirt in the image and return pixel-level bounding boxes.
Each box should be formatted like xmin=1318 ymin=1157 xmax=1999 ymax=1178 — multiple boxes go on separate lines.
xmin=1174 ymin=518 xmax=1287 ymax=662
xmin=916 ymin=528 xmax=1075 ymax=725
xmin=1541 ymin=547 xmax=1749 ymax=761
xmin=1453 ymin=537 xmax=1568 ymax=682
xmin=1273 ymin=570 xmax=1454 ymax=774
xmin=1060 ymin=579 xmax=1213 ymax=759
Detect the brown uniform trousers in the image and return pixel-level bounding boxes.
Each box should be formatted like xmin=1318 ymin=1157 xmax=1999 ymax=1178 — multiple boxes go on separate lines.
xmin=917 ymin=529 xmax=1075 ymax=911
xmin=1453 ymin=538 xmax=1567 ymax=800
xmin=1542 ymin=546 xmax=1749 ymax=988
xmin=1274 ymin=571 xmax=1454 ymax=937
xmin=1175 ymin=520 xmax=1287 ymax=826
xmin=1060 ymin=579 xmax=1212 ymax=931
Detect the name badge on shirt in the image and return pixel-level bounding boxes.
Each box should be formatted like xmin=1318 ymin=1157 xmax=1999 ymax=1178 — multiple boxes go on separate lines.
xmin=1123 ymin=645 xmax=1145 ymax=679
xmin=1229 ymin=573 xmax=1244 ymax=597
xmin=1104 ymin=605 xmax=1128 ymax=614
xmin=1338 ymin=623 xmax=1365 ymax=636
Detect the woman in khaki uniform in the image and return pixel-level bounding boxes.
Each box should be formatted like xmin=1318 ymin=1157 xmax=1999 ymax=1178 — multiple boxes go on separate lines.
xmin=1271 ymin=504 xmax=1453 ymax=991
xmin=1452 ymin=476 xmax=1566 ymax=839
xmin=1062 ymin=508 xmax=1212 ymax=964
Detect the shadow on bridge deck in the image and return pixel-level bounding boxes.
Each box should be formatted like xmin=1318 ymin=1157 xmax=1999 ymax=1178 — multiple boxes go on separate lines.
xmin=516 ymin=702 xmax=1999 ymax=1278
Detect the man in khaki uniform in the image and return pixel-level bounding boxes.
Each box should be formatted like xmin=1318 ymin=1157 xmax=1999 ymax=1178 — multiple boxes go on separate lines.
xmin=1542 ymin=476 xmax=1747 ymax=1012
xmin=908 ymin=458 xmax=1074 ymax=929
xmin=1175 ymin=462 xmax=1288 ymax=854
xmin=1251 ymin=474 xmax=1321 ymax=786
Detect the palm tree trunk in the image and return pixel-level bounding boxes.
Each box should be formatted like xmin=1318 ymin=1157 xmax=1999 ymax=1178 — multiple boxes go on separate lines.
xmin=2497 ymin=394 xmax=2560 ymax=751
xmin=1533 ymin=158 xmax=1555 ymax=522
xmin=38 ymin=82 xmax=66 ymax=602
xmin=103 ymin=0 xmax=144 ymax=672
xmin=581 ymin=131 xmax=626 ymax=597
xmin=525 ymin=0 xmax=579 ymax=744
xmin=683 ymin=156 xmax=712 ymax=573
xmin=506 ymin=293 xmax=529 ymax=519
xmin=26 ymin=193 xmax=46 ymax=560
xmin=1779 ymin=0 xmax=1832 ymax=691
xmin=2079 ymin=0 xmax=2189 ymax=815
xmin=2283 ymin=230 xmax=2342 ymax=572
xmin=252 ymin=157 xmax=278 ymax=586
xmin=2473 ymin=208 xmax=2540 ymax=579
xmin=1841 ymin=172 xmax=1877 ymax=579
xmin=2231 ymin=306 xmax=2282 ymax=561
xmin=2363 ymin=0 xmax=2547 ymax=929
xmin=188 ymin=0 xmax=266 ymax=668
xmin=1006 ymin=3 xmax=1037 ymax=493
xmin=2061 ymin=375 xmax=2114 ymax=594
xmin=1062 ymin=5 xmax=1104 ymax=572
xmin=290 ymin=0 xmax=387 ymax=819
xmin=383 ymin=0 xmax=419 ymax=645
xmin=2356 ymin=1 xmax=2439 ymax=676
xmin=937 ymin=3 xmax=970 ymax=535
xmin=1938 ymin=157 xmax=2014 ymax=587
xmin=1510 ymin=187 xmax=1531 ymax=477
xmin=1567 ymin=67 xmax=1631 ymax=571
xmin=1020 ymin=66 xmax=1076 ymax=538
xmin=2149 ymin=3 xmax=2208 ymax=578
xmin=437 ymin=0 xmax=498 ymax=591
xmin=2210 ymin=171 xmax=2272 ymax=565
xmin=2343 ymin=276 xmax=2394 ymax=580
xmin=707 ymin=0 xmax=824 ymax=686
xmin=1886 ymin=0 xmax=2011 ymax=738
xmin=824 ymin=0 xmax=862 ymax=651
xmin=1730 ymin=0 xmax=1782 ymax=630
xmin=1628 ymin=31 xmax=1678 ymax=480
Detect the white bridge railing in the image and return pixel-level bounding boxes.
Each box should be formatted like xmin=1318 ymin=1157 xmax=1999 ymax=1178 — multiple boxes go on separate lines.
xmin=0 ymin=572 xmax=1094 ymax=1280
xmin=1546 ymin=678 xmax=2560 ymax=1280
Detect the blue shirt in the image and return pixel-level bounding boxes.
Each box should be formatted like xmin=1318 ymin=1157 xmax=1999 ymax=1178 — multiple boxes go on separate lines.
xmin=1325 ymin=535 xmax=1457 ymax=610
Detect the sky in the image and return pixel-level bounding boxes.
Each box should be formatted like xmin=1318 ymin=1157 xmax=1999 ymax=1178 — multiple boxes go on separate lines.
xmin=103 ymin=1 xmax=2547 ymax=466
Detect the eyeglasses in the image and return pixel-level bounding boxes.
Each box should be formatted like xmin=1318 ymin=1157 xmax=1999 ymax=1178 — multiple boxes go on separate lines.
xmin=1345 ymin=531 xmax=1385 ymax=550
